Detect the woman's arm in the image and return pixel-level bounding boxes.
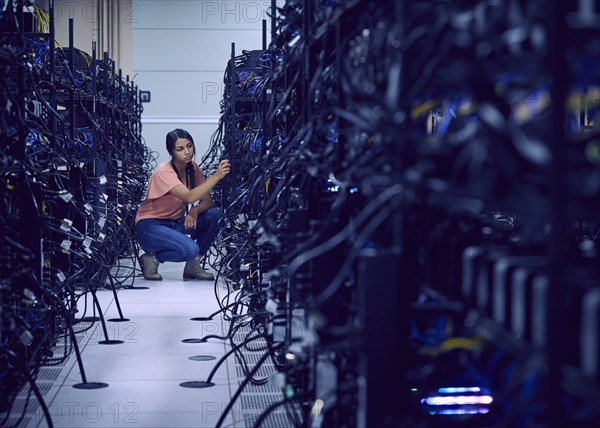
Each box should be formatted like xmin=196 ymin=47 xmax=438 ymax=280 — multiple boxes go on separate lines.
xmin=169 ymin=159 xmax=230 ymax=204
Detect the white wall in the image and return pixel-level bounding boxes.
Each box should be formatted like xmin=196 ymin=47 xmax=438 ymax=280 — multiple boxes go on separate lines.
xmin=133 ymin=0 xmax=280 ymax=164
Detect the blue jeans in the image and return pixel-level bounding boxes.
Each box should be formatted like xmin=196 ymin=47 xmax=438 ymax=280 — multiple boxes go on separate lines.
xmin=135 ymin=208 xmax=223 ymax=263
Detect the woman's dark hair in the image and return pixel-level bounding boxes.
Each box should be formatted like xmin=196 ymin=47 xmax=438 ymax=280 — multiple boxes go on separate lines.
xmin=166 ymin=128 xmax=195 ymax=155
xmin=166 ymin=128 xmax=196 ymax=189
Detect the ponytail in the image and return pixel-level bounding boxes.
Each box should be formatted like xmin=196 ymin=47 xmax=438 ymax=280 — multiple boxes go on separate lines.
xmin=186 ymin=162 xmax=196 ymax=189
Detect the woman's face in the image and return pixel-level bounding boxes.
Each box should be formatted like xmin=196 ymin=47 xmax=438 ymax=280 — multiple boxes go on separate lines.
xmin=172 ymin=138 xmax=194 ymax=165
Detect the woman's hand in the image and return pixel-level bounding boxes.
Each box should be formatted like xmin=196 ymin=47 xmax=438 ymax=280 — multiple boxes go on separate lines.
xmin=215 ymin=159 xmax=231 ymax=180
xmin=184 ymin=212 xmax=198 ymax=230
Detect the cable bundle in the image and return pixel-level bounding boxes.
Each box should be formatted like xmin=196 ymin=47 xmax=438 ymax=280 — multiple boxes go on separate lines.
xmin=199 ymin=0 xmax=600 ymax=426
xmin=0 ymin=2 xmax=153 ymax=425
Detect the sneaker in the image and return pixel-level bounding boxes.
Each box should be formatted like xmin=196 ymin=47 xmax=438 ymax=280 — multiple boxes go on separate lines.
xmin=183 ymin=256 xmax=215 ymax=281
xmin=139 ymin=253 xmax=162 ymax=281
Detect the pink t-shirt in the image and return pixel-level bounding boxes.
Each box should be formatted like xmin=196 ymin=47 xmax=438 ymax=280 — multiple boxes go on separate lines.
xmin=135 ymin=161 xmax=205 ymax=223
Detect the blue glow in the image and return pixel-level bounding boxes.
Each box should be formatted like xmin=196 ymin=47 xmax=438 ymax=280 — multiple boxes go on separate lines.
xmin=421 ymin=395 xmax=493 ymax=406
xmin=438 ymin=387 xmax=481 ymax=394
xmin=429 ymin=408 xmax=490 ymax=416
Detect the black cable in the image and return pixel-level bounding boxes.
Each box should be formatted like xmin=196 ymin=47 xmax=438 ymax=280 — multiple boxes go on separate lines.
xmin=251 ymin=397 xmax=301 ymax=428
xmin=215 ymin=344 xmax=284 ymax=428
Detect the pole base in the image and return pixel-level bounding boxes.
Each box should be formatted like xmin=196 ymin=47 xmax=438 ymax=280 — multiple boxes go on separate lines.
xmin=180 ymin=381 xmax=214 ymax=388
xmin=81 ymin=316 xmax=100 ymax=322
xmin=73 ymin=382 xmax=109 ymax=390
xmin=189 ymin=355 xmax=217 ymax=361
xmin=182 ymin=338 xmax=206 ymax=343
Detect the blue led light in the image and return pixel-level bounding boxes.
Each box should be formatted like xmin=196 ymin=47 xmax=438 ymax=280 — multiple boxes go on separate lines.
xmin=429 ymin=408 xmax=490 ymax=416
xmin=438 ymin=386 xmax=481 ymax=394
xmin=422 ymin=395 xmax=493 ymax=406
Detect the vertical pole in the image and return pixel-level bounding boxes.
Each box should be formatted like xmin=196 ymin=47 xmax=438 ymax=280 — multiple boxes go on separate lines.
xmin=69 ymin=18 xmax=75 ymax=140
xmin=111 ymin=57 xmax=116 ymax=103
xmin=49 ymin=0 xmax=56 ymax=135
xmin=17 ymin=0 xmax=25 ymax=159
xmin=119 ymin=68 xmax=123 ymax=109
xmin=97 ymin=0 xmax=103 ymax=54
xmin=107 ymin=0 xmax=112 ymax=59
xmin=229 ymin=42 xmax=236 ymax=204
xmin=134 ymin=84 xmax=139 ymax=137
xmin=17 ymin=0 xmax=23 ymax=28
xmin=261 ymin=20 xmax=268 ymax=166
xmin=547 ymin=1 xmax=569 ymax=426
xmin=334 ymin=15 xmax=343 ymax=167
xmin=109 ymin=52 xmax=116 ymax=154
xmin=92 ymin=40 xmax=97 ymax=115
xmin=302 ymin=0 xmax=310 ymax=123
xmin=104 ymin=51 xmax=109 ymax=153
xmin=271 ymin=0 xmax=276 ymax=42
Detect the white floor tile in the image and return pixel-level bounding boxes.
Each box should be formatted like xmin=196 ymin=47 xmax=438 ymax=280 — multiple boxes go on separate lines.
xmin=34 ymin=263 xmax=244 ymax=428
xmin=43 ymin=381 xmax=236 ymax=428
xmin=61 ymin=353 xmax=231 ymax=383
